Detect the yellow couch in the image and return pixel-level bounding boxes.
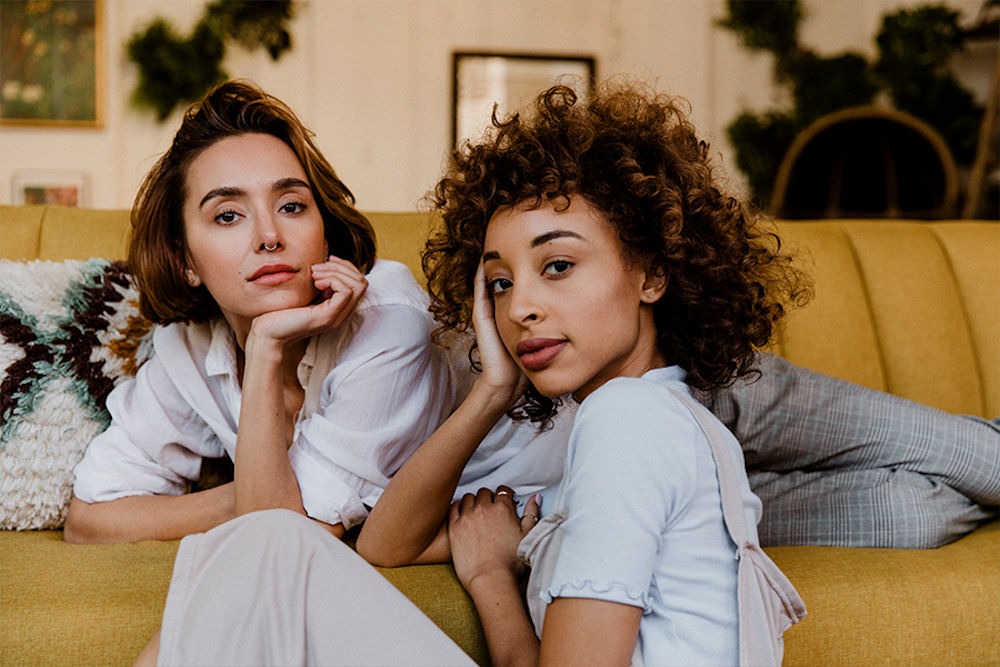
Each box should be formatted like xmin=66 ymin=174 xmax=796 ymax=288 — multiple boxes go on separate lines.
xmin=1 ymin=204 xmax=997 ymax=666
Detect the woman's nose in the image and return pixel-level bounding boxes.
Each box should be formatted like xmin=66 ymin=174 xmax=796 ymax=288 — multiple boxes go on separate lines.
xmin=256 ymin=214 xmax=282 ymax=253
xmin=507 ymin=286 xmax=541 ymax=324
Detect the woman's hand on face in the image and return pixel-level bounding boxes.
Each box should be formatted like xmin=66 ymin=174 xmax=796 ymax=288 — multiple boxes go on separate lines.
xmin=309 ymin=256 xmax=369 ymax=325
xmin=448 ymin=486 xmax=540 ymax=591
xmin=250 ymin=256 xmax=368 ymax=345
xmin=472 ymin=262 xmax=526 ymax=400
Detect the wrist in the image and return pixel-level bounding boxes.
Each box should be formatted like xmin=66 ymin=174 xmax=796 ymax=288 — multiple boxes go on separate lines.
xmin=243 ymin=327 xmax=285 ymax=362
xmin=464 ymin=567 xmax=521 ymax=600
xmin=469 ymin=376 xmax=522 ymax=414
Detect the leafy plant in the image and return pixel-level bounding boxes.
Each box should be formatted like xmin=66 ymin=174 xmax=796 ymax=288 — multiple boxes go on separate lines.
xmin=127 ymin=18 xmax=226 ymax=121
xmin=875 ymin=5 xmax=982 ymax=162
xmin=206 ymin=0 xmax=294 ymax=60
xmin=717 ymin=0 xmax=803 ymax=62
xmin=718 ymin=0 xmax=983 ymax=207
xmin=127 ymin=1 xmax=294 ymax=121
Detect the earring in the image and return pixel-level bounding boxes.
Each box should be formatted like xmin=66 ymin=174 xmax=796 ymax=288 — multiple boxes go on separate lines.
xmin=185 ymin=269 xmax=201 ymax=287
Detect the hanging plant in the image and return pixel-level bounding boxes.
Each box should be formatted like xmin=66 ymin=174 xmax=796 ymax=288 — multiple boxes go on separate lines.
xmin=127 ymin=1 xmax=294 ymax=121
xmin=206 ymin=0 xmax=293 ymax=60
xmin=127 ymin=18 xmax=227 ymax=121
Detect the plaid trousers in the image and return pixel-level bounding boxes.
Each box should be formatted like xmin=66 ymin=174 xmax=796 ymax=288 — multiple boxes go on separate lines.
xmin=701 ymin=353 xmax=1000 ymax=548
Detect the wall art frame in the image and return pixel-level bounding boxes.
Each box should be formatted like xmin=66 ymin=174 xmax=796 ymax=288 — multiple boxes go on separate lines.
xmin=0 ymin=0 xmax=105 ymax=127
xmin=12 ymin=169 xmax=89 ymax=206
xmin=452 ymin=51 xmax=595 ymax=146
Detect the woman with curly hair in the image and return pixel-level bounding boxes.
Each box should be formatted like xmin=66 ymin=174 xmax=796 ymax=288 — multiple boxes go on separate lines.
xmin=366 ymin=81 xmax=806 ymax=666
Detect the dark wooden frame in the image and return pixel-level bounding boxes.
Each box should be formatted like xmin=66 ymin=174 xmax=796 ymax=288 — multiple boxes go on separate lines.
xmin=452 ymin=51 xmax=595 ymax=146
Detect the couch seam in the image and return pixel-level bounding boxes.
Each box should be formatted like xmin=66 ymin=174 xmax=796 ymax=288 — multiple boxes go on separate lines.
xmin=840 ymin=224 xmax=889 ymax=392
xmin=34 ymin=206 xmax=49 ymax=258
xmin=929 ymin=224 xmax=986 ymax=416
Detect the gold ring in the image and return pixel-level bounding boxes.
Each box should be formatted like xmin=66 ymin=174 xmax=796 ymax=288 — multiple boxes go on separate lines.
xmin=524 ymin=514 xmax=539 ymax=523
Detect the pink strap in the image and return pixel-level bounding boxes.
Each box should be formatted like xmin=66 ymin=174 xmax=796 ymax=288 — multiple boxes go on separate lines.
xmin=670 ymin=389 xmax=754 ymax=544
xmin=672 ymin=389 xmax=806 ymax=667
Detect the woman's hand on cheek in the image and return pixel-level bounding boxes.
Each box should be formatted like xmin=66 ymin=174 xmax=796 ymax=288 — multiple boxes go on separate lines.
xmin=250 ymin=257 xmax=367 ymax=345
xmin=308 ymin=256 xmax=368 ymax=327
xmin=472 ymin=262 xmax=526 ymax=400
xmin=448 ymin=486 xmax=534 ymax=591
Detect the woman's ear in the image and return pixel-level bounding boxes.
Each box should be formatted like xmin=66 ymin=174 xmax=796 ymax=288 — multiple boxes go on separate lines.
xmin=640 ymin=270 xmax=667 ymax=304
xmin=184 ymin=268 xmax=202 ymax=287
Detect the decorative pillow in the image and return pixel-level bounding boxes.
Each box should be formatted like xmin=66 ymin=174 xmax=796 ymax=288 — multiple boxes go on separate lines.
xmin=0 ymin=259 xmax=153 ymax=530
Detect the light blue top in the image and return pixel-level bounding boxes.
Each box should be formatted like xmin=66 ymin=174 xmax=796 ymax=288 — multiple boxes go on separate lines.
xmin=520 ymin=366 xmax=762 ymax=667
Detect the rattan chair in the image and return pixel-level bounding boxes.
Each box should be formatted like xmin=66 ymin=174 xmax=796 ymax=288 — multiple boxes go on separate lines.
xmin=770 ymin=107 xmax=959 ymax=219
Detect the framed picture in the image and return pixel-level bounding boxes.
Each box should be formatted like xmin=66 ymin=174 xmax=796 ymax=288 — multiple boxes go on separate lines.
xmin=0 ymin=0 xmax=104 ymax=127
xmin=12 ymin=170 xmax=89 ymax=206
xmin=453 ymin=51 xmax=595 ymax=146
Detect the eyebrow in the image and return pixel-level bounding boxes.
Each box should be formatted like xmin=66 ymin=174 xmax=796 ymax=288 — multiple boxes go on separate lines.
xmin=482 ymin=229 xmax=585 ymax=263
xmin=531 ymin=229 xmax=584 ymax=247
xmin=197 ymin=177 xmax=312 ymax=209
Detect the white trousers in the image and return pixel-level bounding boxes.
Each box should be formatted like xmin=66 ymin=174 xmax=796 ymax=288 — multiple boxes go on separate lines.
xmin=158 ymin=509 xmax=475 ymax=667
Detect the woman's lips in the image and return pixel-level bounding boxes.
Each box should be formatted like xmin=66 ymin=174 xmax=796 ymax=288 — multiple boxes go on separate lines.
xmin=515 ymin=338 xmax=567 ymax=372
xmin=248 ymin=264 xmax=297 ymax=285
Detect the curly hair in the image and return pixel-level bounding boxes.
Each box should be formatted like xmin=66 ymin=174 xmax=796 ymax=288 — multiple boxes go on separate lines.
xmin=129 ymin=80 xmax=376 ymax=324
xmin=425 ymin=82 xmax=811 ymax=423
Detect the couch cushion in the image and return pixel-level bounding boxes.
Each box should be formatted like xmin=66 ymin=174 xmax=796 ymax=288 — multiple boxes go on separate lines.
xmin=367 ymin=211 xmax=434 ymax=283
xmin=933 ymin=223 xmax=1000 ymax=417
xmin=0 ymin=259 xmax=152 ymax=529
xmin=0 ymin=204 xmax=44 ymax=260
xmin=0 ymin=530 xmax=177 ymax=667
xmin=771 ymin=520 xmax=1000 ymax=666
xmin=36 ymin=207 xmax=131 ymax=262
xmin=774 ymin=220 xmax=999 ymax=417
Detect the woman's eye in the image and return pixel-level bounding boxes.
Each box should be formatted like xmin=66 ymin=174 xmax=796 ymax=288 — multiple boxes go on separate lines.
xmin=214 ymin=209 xmax=241 ymax=225
xmin=280 ymin=201 xmax=306 ymax=215
xmin=543 ymin=260 xmax=573 ymax=276
xmin=488 ymin=277 xmax=513 ymax=294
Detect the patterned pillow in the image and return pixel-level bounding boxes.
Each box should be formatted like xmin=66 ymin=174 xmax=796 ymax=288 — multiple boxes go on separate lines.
xmin=0 ymin=259 xmax=153 ymax=529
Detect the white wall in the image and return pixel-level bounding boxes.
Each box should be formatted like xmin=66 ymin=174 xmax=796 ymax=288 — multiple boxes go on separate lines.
xmin=0 ymin=0 xmax=990 ymax=211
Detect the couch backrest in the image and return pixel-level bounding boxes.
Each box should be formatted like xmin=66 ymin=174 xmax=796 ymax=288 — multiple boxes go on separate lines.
xmin=3 ymin=205 xmax=132 ymax=262
xmin=2 ymin=205 xmax=996 ymax=418
xmin=770 ymin=220 xmax=998 ymax=418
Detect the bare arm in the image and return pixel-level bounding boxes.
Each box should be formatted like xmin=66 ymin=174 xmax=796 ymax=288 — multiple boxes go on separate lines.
xmin=466 ymin=567 xmax=539 ymax=667
xmin=233 ymin=258 xmax=364 ymax=537
xmin=232 ymin=332 xmax=307 ymax=518
xmin=63 ymin=485 xmax=235 ymax=544
xmin=357 ymin=378 xmax=516 ymax=565
xmin=357 ymin=263 xmax=525 ymax=566
xmin=538 ymin=598 xmax=641 ymax=667
xmin=449 ymin=491 xmax=640 ymax=667
xmin=449 ymin=490 xmax=541 ymax=667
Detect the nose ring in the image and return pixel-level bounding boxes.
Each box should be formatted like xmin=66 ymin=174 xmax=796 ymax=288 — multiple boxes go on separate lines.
xmin=263 ymin=242 xmax=279 ymax=252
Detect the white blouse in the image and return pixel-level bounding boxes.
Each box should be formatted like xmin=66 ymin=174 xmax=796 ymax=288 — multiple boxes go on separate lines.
xmin=72 ymin=260 xmax=455 ymax=529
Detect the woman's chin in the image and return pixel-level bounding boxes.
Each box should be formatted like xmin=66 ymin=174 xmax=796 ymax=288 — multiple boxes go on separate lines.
xmin=526 ymin=376 xmax=578 ymax=401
